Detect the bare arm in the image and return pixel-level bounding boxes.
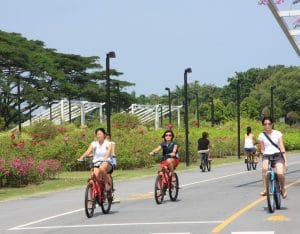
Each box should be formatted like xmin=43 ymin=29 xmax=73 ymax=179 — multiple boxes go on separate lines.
xmin=279 ymin=136 xmax=288 ymax=169
xmin=104 ymin=143 xmax=112 ymax=160
xmin=151 ymin=145 xmax=162 ymax=154
xmin=259 ymin=140 xmax=265 ymax=155
xmin=78 ymin=144 xmax=93 ymax=161
xmin=169 ymin=144 xmax=178 ymax=156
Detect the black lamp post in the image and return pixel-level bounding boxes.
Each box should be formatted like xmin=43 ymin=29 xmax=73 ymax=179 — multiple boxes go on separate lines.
xmin=165 ymin=87 xmax=171 ymax=124
xmin=210 ymin=97 xmax=215 ymax=127
xmin=17 ymin=76 xmax=21 ymax=132
xmin=184 ymin=67 xmax=192 ymax=166
xmin=194 ymin=92 xmax=199 ymax=128
xmin=236 ymin=75 xmax=241 ymax=159
xmin=106 ymin=51 xmax=116 ymax=135
xmin=115 ymin=82 xmax=120 ymax=113
xmin=270 ymin=86 xmax=275 ymax=123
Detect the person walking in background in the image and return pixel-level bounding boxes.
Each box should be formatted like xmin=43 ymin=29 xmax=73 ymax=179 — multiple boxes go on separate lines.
xmin=244 ymin=126 xmax=257 ymax=163
xmin=258 ymin=117 xmax=288 ymax=198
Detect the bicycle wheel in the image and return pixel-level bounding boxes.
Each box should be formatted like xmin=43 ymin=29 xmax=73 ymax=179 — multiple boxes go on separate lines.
xmin=100 ymin=184 xmax=113 ymax=214
xmin=154 ymin=174 xmax=165 ymax=204
xmin=274 ymin=178 xmax=281 ymax=209
xmin=251 ymin=155 xmax=257 ymax=170
xmin=84 ymin=182 xmax=96 ymax=218
xmin=207 ymin=160 xmax=211 ymax=172
xmin=246 ymin=154 xmax=251 ymax=171
xmin=266 ymin=173 xmax=275 ymax=213
xmin=169 ymin=173 xmax=179 ymax=201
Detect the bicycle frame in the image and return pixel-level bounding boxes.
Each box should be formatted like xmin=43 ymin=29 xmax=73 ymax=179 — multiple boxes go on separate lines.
xmin=88 ymin=173 xmax=104 ymax=203
xmin=159 ymin=166 xmax=171 ymax=189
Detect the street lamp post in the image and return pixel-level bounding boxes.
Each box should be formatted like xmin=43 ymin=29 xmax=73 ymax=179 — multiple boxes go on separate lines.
xmin=236 ymin=76 xmax=241 ymax=159
xmin=106 ymin=51 xmax=116 ymax=135
xmin=184 ymin=67 xmax=192 ymax=166
xmin=270 ymin=86 xmax=275 ymax=123
xmin=195 ymin=92 xmax=199 ymax=128
xmin=165 ymin=87 xmax=171 ymax=124
xmin=210 ymin=97 xmax=214 ymax=127
xmin=115 ymin=82 xmax=120 ymax=113
xmin=17 ymin=75 xmax=21 ymax=132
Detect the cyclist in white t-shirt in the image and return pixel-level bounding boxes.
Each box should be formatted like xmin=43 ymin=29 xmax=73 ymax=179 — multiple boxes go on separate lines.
xmin=258 ymin=117 xmax=288 ymax=199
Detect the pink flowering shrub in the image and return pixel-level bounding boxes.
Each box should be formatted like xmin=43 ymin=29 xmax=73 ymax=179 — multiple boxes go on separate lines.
xmin=0 ymin=157 xmax=61 ymax=187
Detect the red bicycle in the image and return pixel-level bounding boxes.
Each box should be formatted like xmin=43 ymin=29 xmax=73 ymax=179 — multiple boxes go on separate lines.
xmin=154 ymin=157 xmax=179 ymax=204
xmin=79 ymin=160 xmax=113 ymax=218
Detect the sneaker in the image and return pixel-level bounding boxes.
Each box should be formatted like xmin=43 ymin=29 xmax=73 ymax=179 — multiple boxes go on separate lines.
xmin=260 ymin=191 xmax=267 ymax=196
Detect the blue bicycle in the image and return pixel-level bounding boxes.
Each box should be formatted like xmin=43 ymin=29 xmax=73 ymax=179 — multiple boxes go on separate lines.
xmin=265 ymin=155 xmax=281 ymax=213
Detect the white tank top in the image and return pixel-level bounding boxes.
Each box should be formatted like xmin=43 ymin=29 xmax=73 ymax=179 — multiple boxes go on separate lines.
xmin=244 ymin=135 xmax=254 ymax=148
xmin=91 ymin=141 xmax=110 ymax=163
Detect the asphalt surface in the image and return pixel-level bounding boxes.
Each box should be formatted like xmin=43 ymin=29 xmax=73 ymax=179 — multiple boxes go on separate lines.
xmin=1 ymin=153 xmax=299 ymax=234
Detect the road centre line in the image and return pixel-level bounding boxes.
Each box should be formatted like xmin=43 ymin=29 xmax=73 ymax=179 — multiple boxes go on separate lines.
xmin=211 ymin=179 xmax=300 ymax=233
xmin=9 ymin=220 xmax=223 ymax=231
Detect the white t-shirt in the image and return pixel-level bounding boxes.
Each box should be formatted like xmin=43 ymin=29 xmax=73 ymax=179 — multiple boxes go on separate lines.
xmin=258 ymin=130 xmax=282 ymax=155
xmin=91 ymin=141 xmax=111 ymax=164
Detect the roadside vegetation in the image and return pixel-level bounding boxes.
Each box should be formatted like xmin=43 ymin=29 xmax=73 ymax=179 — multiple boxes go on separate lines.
xmin=0 ymin=114 xmax=299 ymax=193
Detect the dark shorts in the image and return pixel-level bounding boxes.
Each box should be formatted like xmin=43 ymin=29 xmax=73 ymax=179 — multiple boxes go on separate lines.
xmin=93 ymin=161 xmax=114 ymax=174
xmin=244 ymin=147 xmax=256 ymax=152
xmin=263 ymin=153 xmax=285 ymax=164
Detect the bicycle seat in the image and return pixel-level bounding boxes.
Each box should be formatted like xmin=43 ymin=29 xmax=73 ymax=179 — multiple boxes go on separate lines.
xmin=198 ymin=150 xmax=209 ymax=154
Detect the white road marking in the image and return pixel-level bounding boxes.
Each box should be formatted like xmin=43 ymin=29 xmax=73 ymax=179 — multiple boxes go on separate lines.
xmin=150 ymin=233 xmax=190 ymax=234
xmin=9 ymin=220 xmax=223 ymax=230
xmin=9 ymin=209 xmax=83 ymax=230
xmin=181 ymin=171 xmax=250 ymax=188
xmin=232 ymin=232 xmax=274 ymax=234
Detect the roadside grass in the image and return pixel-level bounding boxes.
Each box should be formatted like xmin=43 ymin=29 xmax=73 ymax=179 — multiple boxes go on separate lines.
xmin=0 ymin=156 xmax=244 ymax=201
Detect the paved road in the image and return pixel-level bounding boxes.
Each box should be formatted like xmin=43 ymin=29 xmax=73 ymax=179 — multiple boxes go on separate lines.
xmin=1 ymin=153 xmax=299 ymax=234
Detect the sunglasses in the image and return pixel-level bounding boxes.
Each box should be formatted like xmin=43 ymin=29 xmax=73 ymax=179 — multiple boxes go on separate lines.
xmin=165 ymin=134 xmax=172 ymax=137
xmin=263 ymin=122 xmax=272 ymax=126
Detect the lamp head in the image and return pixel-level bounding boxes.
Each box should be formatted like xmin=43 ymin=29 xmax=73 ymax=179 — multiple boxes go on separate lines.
xmin=107 ymin=51 xmax=116 ymax=58
xmin=185 ymin=67 xmax=192 ymax=73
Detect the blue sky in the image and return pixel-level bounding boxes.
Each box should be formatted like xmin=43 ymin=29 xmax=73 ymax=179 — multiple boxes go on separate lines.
xmin=0 ymin=0 xmax=299 ymax=96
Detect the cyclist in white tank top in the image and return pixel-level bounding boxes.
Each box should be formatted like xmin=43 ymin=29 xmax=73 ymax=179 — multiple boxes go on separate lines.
xmin=78 ymin=128 xmax=113 ymax=190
